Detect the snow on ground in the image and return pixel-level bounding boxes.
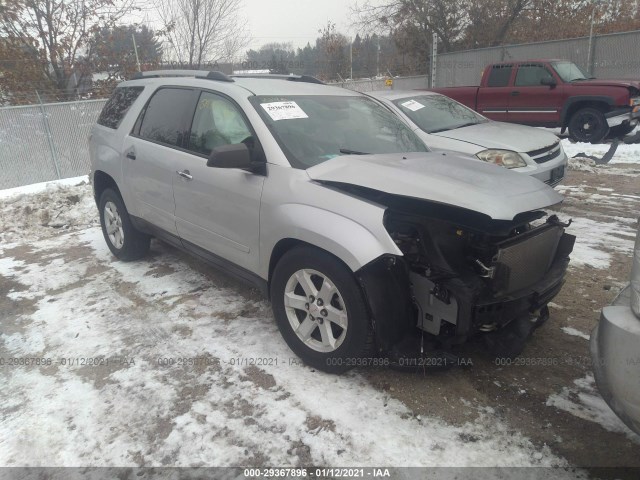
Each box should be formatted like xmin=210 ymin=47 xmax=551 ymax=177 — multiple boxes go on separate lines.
xmin=546 ymin=375 xmax=640 ymax=443
xmin=561 ymin=327 xmax=589 ymax=341
xmin=0 ymin=181 xmax=586 ymax=472
xmin=558 ymin=215 xmax=637 ymax=269
xmin=0 ymin=176 xmax=98 ymax=245
xmin=561 ymin=139 xmax=640 ymax=165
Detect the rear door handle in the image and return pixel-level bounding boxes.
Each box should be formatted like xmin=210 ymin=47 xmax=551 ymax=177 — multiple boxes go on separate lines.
xmin=511 ymin=91 xmax=520 ymax=96
xmin=126 ymin=151 xmax=136 ymax=160
xmin=177 ymin=170 xmax=193 ymax=180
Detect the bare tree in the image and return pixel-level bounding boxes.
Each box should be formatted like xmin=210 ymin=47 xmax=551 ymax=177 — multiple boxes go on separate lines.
xmin=158 ymin=0 xmax=248 ymax=68
xmin=0 ymin=0 xmax=138 ymax=99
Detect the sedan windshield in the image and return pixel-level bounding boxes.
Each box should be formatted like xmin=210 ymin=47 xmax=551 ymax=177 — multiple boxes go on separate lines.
xmin=392 ymin=95 xmax=487 ymax=134
xmin=552 ymin=61 xmax=589 ymax=82
xmin=250 ymin=95 xmax=428 ymax=169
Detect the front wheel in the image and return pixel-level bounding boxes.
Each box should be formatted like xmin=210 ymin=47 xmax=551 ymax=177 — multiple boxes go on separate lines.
xmin=99 ymin=189 xmax=150 ymax=261
xmin=271 ymin=246 xmax=374 ymax=374
xmin=567 ymin=107 xmax=609 ymax=143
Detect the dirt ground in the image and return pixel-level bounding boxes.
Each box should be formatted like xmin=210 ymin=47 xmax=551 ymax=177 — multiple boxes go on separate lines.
xmin=1 ymin=165 xmax=639 ymax=474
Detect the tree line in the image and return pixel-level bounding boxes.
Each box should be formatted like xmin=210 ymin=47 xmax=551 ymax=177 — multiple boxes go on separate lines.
xmin=1 ymin=0 xmax=638 ymax=105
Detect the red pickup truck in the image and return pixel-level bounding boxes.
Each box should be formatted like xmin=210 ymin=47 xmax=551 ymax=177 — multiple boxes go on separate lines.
xmin=431 ymin=60 xmax=640 ymax=143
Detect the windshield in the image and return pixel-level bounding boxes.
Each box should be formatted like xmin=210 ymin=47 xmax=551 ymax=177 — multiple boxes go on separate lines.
xmin=552 ymin=61 xmax=589 ymax=82
xmin=392 ymin=95 xmax=487 ymax=133
xmin=250 ymin=95 xmax=428 ymax=169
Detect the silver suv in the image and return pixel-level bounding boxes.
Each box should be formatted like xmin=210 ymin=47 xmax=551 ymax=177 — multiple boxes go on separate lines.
xmin=90 ymin=71 xmax=576 ymax=373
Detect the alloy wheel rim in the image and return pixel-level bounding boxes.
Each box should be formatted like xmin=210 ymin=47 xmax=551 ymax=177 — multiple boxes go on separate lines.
xmin=284 ymin=268 xmax=348 ymax=353
xmin=104 ymin=201 xmax=124 ymax=249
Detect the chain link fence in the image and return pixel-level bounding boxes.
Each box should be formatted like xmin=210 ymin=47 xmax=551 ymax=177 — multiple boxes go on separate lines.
xmin=0 ymin=99 xmax=107 ymax=189
xmin=435 ymin=29 xmax=640 ymax=87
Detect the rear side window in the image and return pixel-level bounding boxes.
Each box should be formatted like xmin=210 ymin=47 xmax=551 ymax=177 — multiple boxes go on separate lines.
xmin=138 ymin=88 xmax=194 ymax=147
xmin=97 ymin=87 xmax=144 ymax=129
xmin=487 ymin=65 xmax=512 ymax=87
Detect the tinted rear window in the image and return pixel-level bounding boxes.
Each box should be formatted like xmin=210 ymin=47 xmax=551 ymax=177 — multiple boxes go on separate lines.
xmin=139 ymin=88 xmax=194 ymax=147
xmin=97 ymin=87 xmax=144 ymax=129
xmin=487 ymin=65 xmax=512 ymax=87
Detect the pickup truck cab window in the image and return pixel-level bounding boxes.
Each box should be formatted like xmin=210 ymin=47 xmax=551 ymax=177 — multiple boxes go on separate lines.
xmin=514 ymin=64 xmax=555 ymax=86
xmin=487 ymin=65 xmax=513 ymax=87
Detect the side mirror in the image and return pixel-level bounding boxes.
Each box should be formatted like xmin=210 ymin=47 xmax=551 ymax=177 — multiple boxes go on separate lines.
xmin=207 ymin=143 xmax=252 ymax=169
xmin=540 ymin=77 xmax=557 ymax=87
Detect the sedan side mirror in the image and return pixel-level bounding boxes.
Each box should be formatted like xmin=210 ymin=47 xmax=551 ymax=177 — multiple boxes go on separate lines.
xmin=540 ymin=77 xmax=557 ymax=87
xmin=207 ymin=143 xmax=252 ymax=169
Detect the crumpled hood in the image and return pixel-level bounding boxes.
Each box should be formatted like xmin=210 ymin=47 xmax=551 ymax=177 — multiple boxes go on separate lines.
xmin=307 ymin=152 xmax=564 ymax=221
xmin=431 ymin=121 xmax=560 ymax=152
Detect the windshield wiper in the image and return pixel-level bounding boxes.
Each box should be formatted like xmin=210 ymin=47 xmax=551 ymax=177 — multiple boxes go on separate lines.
xmin=339 ymin=148 xmax=369 ymax=155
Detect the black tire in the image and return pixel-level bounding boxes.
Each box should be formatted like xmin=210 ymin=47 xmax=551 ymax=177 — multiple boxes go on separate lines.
xmin=98 ymin=188 xmax=150 ymax=261
xmin=271 ymin=246 xmax=374 ymax=374
xmin=608 ymin=123 xmax=635 ymax=139
xmin=567 ymin=107 xmax=609 ymax=143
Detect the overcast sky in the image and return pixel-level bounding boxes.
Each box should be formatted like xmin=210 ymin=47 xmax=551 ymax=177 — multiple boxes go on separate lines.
xmin=242 ymin=0 xmax=383 ymax=50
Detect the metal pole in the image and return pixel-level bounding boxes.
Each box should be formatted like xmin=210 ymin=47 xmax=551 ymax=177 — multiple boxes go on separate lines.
xmin=132 ymin=33 xmax=141 ymax=72
xmin=350 ymin=41 xmax=354 ymax=80
xmin=36 ymin=90 xmax=61 ymax=180
xmin=587 ymin=1 xmax=597 ymax=75
xmin=431 ymin=33 xmax=438 ymax=88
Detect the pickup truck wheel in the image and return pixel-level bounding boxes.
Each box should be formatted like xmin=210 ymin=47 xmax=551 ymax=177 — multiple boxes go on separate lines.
xmin=99 ymin=189 xmax=150 ymax=261
xmin=568 ymin=107 xmax=609 ymax=143
xmin=271 ymin=246 xmax=374 ymax=374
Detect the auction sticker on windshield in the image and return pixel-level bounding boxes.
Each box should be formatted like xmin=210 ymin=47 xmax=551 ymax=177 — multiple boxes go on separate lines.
xmin=261 ymin=101 xmax=309 ymax=121
xmin=400 ymin=99 xmax=426 ymax=112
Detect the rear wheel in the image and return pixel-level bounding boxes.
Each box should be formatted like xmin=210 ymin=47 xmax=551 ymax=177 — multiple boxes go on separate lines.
xmin=99 ymin=189 xmax=150 ymax=261
xmin=568 ymin=107 xmax=609 ymax=143
xmin=271 ymin=246 xmax=374 ymax=373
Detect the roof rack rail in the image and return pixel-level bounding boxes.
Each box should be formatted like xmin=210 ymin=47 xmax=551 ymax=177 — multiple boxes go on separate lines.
xmin=130 ymin=70 xmax=234 ymax=82
xmin=230 ymin=73 xmax=324 ymax=85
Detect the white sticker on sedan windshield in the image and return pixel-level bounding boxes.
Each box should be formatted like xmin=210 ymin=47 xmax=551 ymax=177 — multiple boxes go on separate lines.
xmin=400 ymin=99 xmax=425 ymax=111
xmin=261 ymin=101 xmax=309 ymax=121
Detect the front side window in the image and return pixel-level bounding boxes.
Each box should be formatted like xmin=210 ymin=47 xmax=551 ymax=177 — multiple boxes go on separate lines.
xmin=97 ymin=86 xmax=144 ymax=129
xmin=393 ymin=95 xmax=487 ymax=134
xmin=189 ymin=92 xmax=252 ymax=155
xmin=250 ymin=95 xmax=428 ymax=169
xmin=138 ymin=88 xmax=194 ymax=147
xmin=487 ymin=65 xmax=513 ymax=87
xmin=515 ymin=65 xmax=555 ymax=86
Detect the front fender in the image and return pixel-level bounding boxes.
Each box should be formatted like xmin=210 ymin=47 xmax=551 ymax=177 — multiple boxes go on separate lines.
xmin=259 ymin=202 xmax=402 ymax=279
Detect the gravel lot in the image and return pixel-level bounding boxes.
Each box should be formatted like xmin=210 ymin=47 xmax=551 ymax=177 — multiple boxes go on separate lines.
xmin=1 ymin=145 xmax=639 ymax=476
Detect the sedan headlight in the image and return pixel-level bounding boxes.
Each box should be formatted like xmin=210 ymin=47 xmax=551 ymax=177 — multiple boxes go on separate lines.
xmin=631 ymin=220 xmax=640 ymax=318
xmin=476 ymin=150 xmax=527 ymax=169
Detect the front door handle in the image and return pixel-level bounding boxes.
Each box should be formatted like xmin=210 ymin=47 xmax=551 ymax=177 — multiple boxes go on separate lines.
xmin=511 ymin=90 xmax=520 ymax=96
xmin=177 ymin=170 xmax=193 ymax=180
xmin=126 ymin=151 xmax=136 ymax=160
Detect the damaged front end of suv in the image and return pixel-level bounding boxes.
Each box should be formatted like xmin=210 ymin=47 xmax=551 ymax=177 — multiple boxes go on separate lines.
xmin=308 ymin=153 xmax=575 ymax=363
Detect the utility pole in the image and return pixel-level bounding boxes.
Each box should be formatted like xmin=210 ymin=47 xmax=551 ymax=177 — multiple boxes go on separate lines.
xmin=586 ymin=1 xmax=598 ymax=76
xmin=376 ymin=36 xmax=380 ymax=78
xmin=132 ymin=33 xmax=141 ymax=72
xmin=431 ymin=33 xmax=438 ymax=88
xmin=350 ymin=39 xmax=353 ymax=80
